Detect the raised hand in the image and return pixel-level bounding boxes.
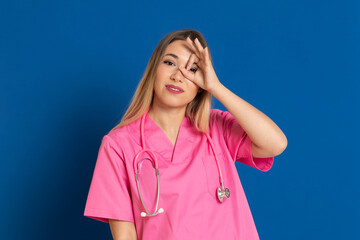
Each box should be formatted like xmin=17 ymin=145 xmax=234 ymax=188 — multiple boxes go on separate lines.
xmin=179 ymin=37 xmax=221 ymax=93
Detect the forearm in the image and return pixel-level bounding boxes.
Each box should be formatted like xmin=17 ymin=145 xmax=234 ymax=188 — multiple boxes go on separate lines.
xmin=209 ymin=82 xmax=287 ymax=156
xmin=109 ymin=219 xmax=138 ymax=240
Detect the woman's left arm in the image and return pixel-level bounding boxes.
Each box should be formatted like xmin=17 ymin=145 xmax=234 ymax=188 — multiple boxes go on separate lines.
xmin=179 ymin=37 xmax=287 ymax=158
xmin=209 ymin=83 xmax=287 ymax=158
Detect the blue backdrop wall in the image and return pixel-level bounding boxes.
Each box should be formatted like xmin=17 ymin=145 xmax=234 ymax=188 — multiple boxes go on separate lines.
xmin=1 ymin=0 xmax=359 ymax=239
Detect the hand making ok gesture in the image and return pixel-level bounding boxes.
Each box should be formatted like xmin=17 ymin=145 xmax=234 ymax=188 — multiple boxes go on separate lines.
xmin=179 ymin=36 xmax=221 ymax=93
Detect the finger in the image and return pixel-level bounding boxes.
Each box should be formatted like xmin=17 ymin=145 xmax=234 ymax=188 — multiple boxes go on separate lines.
xmin=204 ymin=46 xmax=209 ymax=58
xmin=186 ymin=54 xmax=195 ymax=70
xmin=203 ymin=46 xmax=211 ymax=64
xmin=186 ymin=36 xmax=201 ymax=56
xmin=194 ymin=38 xmax=205 ymax=54
xmin=186 ymin=53 xmax=200 ymax=70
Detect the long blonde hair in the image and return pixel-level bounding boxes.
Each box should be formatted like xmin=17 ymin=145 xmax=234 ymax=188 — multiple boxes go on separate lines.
xmin=110 ymin=29 xmax=213 ymax=133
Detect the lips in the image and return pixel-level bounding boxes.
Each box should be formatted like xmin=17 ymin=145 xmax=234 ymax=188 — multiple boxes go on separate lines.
xmin=166 ymin=84 xmax=184 ymax=92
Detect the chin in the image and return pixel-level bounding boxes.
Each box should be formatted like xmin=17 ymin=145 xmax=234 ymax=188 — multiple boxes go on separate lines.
xmin=157 ymin=100 xmax=189 ymax=109
xmin=153 ymin=94 xmax=194 ymax=109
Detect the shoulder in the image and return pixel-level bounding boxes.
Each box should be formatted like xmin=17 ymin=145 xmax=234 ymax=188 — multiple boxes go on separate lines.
xmin=208 ymin=109 xmax=240 ymax=136
xmin=210 ymin=108 xmax=232 ymax=119
xmin=209 ymin=108 xmax=232 ymax=125
xmin=209 ymin=109 xmax=225 ymax=132
xmin=210 ymin=108 xmax=222 ymax=117
xmin=107 ymin=125 xmax=130 ymax=141
xmin=102 ymin=119 xmax=141 ymax=152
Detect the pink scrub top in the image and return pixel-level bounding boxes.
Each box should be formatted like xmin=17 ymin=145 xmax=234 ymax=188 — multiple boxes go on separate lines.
xmin=84 ymin=109 xmax=274 ymax=239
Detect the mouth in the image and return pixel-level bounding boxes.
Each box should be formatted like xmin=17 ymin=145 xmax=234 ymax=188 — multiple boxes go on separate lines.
xmin=166 ymin=84 xmax=184 ymax=93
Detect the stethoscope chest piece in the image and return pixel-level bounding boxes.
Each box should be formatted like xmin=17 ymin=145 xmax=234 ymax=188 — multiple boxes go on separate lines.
xmin=217 ymin=187 xmax=230 ymax=202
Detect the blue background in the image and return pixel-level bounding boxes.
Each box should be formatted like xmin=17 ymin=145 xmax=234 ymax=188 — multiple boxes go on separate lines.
xmin=1 ymin=0 xmax=359 ymax=239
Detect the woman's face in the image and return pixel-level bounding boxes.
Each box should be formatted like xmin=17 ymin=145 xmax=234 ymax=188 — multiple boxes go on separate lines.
xmin=152 ymin=40 xmax=200 ymax=110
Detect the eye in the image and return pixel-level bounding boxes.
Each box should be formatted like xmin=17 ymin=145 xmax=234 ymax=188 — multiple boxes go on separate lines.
xmin=163 ymin=60 xmax=174 ymax=66
xmin=190 ymin=67 xmax=198 ymax=73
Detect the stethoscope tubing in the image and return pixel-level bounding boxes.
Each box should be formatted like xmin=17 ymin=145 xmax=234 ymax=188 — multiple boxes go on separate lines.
xmin=134 ymin=108 xmax=229 ymax=217
xmin=204 ymin=132 xmax=225 ymax=190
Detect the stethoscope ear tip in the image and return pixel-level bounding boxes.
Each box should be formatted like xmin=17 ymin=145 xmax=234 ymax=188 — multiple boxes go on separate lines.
xmin=140 ymin=208 xmax=164 ymax=217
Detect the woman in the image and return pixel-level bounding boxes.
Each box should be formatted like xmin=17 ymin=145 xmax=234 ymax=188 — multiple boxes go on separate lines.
xmin=84 ymin=29 xmax=287 ymax=240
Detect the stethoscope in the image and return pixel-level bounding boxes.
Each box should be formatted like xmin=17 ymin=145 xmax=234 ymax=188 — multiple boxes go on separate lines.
xmin=133 ymin=108 xmax=230 ymax=217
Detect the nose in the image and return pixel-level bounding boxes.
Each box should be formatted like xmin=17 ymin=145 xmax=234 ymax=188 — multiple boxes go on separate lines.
xmin=170 ymin=66 xmax=184 ymax=83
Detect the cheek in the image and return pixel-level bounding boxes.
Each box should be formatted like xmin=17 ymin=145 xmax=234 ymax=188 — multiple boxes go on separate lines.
xmin=156 ymin=65 xmax=168 ymax=78
xmin=154 ymin=68 xmax=165 ymax=87
xmin=188 ymin=84 xmax=199 ymax=96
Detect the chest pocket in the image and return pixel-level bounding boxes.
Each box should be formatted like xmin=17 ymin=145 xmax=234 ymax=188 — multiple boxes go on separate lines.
xmin=201 ymin=152 xmax=225 ymax=201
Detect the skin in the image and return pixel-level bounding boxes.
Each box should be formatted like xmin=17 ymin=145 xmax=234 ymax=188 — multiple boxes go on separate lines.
xmin=149 ymin=37 xmax=287 ymax=156
xmin=148 ymin=39 xmax=201 ymax=146
xmin=109 ymin=219 xmax=137 ymax=240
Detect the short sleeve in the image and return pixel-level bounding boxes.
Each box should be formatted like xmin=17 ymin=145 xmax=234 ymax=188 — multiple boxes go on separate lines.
xmin=84 ymin=135 xmax=134 ymax=223
xmin=210 ymin=109 xmax=274 ymax=172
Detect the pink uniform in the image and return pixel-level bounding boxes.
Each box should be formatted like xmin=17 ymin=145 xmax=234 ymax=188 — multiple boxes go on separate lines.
xmin=84 ymin=108 xmax=274 ymax=239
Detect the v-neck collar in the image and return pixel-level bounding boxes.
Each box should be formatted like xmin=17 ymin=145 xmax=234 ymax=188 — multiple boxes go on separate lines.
xmin=127 ymin=112 xmax=197 ymax=164
xmin=146 ymin=113 xmax=186 ymax=148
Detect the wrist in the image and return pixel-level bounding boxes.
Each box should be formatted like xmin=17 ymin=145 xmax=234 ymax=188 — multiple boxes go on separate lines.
xmin=207 ymin=81 xmax=223 ymax=95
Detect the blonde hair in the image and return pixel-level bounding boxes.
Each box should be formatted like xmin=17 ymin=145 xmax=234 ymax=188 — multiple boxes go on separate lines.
xmin=110 ymin=29 xmax=213 ymax=133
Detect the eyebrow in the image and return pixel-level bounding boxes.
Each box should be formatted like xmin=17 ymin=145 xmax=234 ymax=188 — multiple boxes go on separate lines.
xmin=163 ymin=53 xmax=198 ymax=65
xmin=164 ymin=53 xmax=178 ymax=59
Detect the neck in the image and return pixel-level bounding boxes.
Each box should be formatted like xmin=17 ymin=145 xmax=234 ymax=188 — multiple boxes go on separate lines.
xmin=147 ymin=105 xmax=186 ymax=134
